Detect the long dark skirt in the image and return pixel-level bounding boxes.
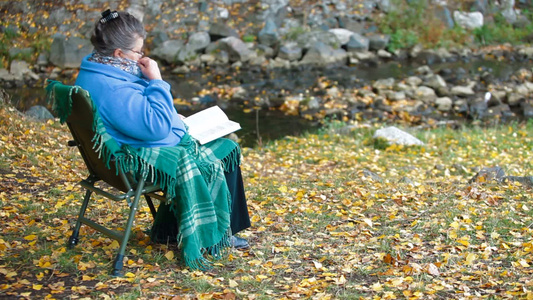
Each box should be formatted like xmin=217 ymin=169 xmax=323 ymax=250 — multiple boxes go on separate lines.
xmin=150 ymin=166 xmax=251 ymax=243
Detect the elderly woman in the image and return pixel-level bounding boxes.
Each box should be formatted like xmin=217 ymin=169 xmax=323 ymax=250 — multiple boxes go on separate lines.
xmin=75 ymin=10 xmax=250 ymax=268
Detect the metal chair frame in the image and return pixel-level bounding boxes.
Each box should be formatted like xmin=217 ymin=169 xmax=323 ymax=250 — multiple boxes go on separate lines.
xmin=61 ymin=87 xmax=165 ymax=276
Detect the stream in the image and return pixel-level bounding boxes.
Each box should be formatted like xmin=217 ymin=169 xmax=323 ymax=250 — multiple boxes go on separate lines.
xmin=7 ymin=57 xmax=533 ymax=147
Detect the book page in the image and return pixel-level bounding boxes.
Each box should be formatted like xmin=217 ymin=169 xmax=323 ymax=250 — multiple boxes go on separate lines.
xmin=184 ymin=106 xmax=229 ymax=135
xmin=191 ymin=120 xmax=241 ymax=144
xmin=184 ymin=106 xmax=241 ymax=144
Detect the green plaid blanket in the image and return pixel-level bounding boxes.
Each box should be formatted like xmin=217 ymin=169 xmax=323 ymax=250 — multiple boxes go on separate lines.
xmin=46 ymin=81 xmax=240 ymax=269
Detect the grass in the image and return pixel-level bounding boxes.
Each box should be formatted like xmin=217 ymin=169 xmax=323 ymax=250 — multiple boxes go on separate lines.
xmin=1 ymin=99 xmax=532 ymax=298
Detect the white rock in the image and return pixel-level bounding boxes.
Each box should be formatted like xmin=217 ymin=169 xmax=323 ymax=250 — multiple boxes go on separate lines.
xmin=373 ymin=126 xmax=425 ymax=146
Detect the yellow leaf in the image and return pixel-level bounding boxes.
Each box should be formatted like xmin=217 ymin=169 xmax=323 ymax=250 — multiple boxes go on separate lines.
xmin=125 ymin=272 xmax=135 ymax=278
xmin=335 ymin=275 xmax=347 ymax=285
xmin=450 ymin=221 xmax=459 ymax=229
xmin=278 ymin=186 xmax=287 ymax=193
xmin=457 ymin=239 xmax=470 ymax=247
xmin=32 ymin=284 xmax=43 ymax=290
xmin=519 ymin=260 xmax=530 ymax=267
xmin=465 ymin=253 xmax=477 ymax=265
xmin=229 ymin=279 xmax=238 ymax=288
xmin=164 ymin=251 xmax=174 ymax=260
xmin=24 ymin=235 xmax=37 ymax=241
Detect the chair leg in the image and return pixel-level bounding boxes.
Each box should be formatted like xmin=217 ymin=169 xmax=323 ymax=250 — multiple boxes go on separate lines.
xmin=145 ymin=195 xmax=157 ymax=218
xmin=110 ymin=179 xmax=146 ymax=277
xmin=68 ymin=189 xmax=92 ymax=249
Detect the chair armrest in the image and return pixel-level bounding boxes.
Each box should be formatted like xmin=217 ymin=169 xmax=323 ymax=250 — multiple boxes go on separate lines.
xmin=68 ymin=140 xmax=79 ymax=147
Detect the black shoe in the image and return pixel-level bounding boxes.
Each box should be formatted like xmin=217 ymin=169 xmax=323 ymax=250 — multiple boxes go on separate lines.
xmin=231 ymin=236 xmax=250 ymax=250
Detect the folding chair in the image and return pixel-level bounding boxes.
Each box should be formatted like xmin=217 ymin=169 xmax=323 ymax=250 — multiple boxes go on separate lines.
xmin=49 ymin=83 xmax=165 ymax=276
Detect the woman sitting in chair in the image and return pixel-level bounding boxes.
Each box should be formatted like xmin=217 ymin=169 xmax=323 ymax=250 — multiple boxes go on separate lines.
xmin=75 ymin=10 xmax=250 ymax=268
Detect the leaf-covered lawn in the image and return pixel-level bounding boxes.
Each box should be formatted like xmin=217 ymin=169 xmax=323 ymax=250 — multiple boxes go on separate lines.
xmin=1 ymin=100 xmax=532 ymax=299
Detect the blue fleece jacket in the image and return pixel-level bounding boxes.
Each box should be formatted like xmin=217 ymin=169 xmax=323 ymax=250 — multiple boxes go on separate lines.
xmin=75 ymin=55 xmax=186 ymax=148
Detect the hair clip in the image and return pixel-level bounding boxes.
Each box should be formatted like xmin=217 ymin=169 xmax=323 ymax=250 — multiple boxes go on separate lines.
xmin=100 ymin=9 xmax=119 ymax=24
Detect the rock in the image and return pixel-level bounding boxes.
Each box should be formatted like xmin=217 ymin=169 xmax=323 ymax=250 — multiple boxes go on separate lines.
xmin=350 ymin=51 xmax=375 ymax=61
xmin=328 ymin=28 xmax=354 ymax=45
xmin=423 ymin=74 xmax=447 ymax=89
xmin=518 ymin=47 xmax=533 ymax=59
xmin=436 ymin=97 xmax=453 ymax=111
xmin=506 ymin=92 xmax=524 ymax=106
xmin=299 ymin=42 xmax=347 ymax=66
xmin=0 ymin=68 xmax=16 ymax=81
xmin=469 ymin=166 xmax=505 ymax=183
xmin=152 ymin=40 xmax=184 ymax=64
xmin=502 ymin=176 xmax=533 ymax=187
xmin=485 ymin=104 xmax=513 ymax=118
xmin=521 ymin=102 xmax=533 ymax=118
xmin=501 ymin=0 xmax=517 ymax=24
xmin=386 ymin=91 xmax=406 ymax=101
xmin=453 ymin=11 xmax=484 ymax=29
xmin=200 ymin=53 xmax=216 ymax=65
xmin=434 ymin=5 xmax=455 ymax=28
xmin=258 ymin=18 xmax=280 ymax=47
xmin=296 ymin=30 xmax=340 ymax=50
xmin=257 ymin=44 xmax=275 ymax=58
xmin=277 ymin=42 xmax=302 ymax=61
xmin=451 ymin=85 xmax=475 ymax=97
xmin=260 ymin=0 xmax=289 ymax=27
xmin=414 ymin=86 xmax=437 ymax=103
xmin=367 ymin=34 xmax=390 ymax=51
xmin=377 ymin=49 xmax=392 ymax=58
xmin=49 ymin=35 xmax=93 ymax=68
xmin=25 ymin=105 xmax=54 ymax=121
xmin=362 ymin=169 xmax=382 ymax=182
xmin=220 ymin=36 xmax=254 ymax=62
xmin=373 ymin=126 xmax=425 ymax=146
xmin=176 ymin=44 xmax=199 ymax=63
xmin=9 ymin=60 xmax=31 ymax=80
xmin=208 ymin=22 xmax=239 ymax=39
xmin=405 ymin=76 xmax=423 ymax=87
xmin=187 ymin=31 xmax=211 ymax=52
xmin=346 ymin=33 xmax=369 ymax=52
xmin=372 ymin=78 xmax=395 ymax=92
xmin=398 ymin=176 xmax=413 ymax=185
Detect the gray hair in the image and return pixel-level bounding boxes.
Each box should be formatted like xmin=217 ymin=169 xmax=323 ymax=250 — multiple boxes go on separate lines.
xmin=91 ymin=11 xmax=146 ymax=56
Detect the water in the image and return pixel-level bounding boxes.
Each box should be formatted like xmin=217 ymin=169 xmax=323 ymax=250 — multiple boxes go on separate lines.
xmin=6 ymin=85 xmax=318 ymax=148
xmin=7 ymin=57 xmax=532 ymax=147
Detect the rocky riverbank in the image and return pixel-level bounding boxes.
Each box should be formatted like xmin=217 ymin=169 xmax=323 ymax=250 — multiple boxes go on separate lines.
xmin=1 ymin=0 xmax=533 ymax=124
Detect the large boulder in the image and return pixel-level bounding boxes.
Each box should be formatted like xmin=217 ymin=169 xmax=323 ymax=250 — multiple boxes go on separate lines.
xmin=299 ymin=41 xmax=347 ymax=66
xmin=346 ymin=33 xmax=369 ymax=52
xmin=187 ymin=31 xmax=211 ymax=52
xmin=151 ymin=40 xmax=185 ymax=64
xmin=208 ymin=22 xmax=239 ymax=40
xmin=206 ymin=37 xmax=254 ymax=62
xmin=328 ymin=28 xmax=354 ymax=45
xmin=49 ymin=35 xmax=93 ymax=68
xmin=258 ymin=18 xmax=280 ymax=47
xmin=373 ymin=126 xmax=425 ymax=146
xmin=296 ymin=30 xmax=340 ymax=50
xmin=277 ymin=42 xmax=302 ymax=61
xmin=453 ymin=11 xmax=484 ymax=29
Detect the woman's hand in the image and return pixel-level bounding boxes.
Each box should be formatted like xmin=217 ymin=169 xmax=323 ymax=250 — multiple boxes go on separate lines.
xmin=137 ymin=57 xmax=162 ymax=81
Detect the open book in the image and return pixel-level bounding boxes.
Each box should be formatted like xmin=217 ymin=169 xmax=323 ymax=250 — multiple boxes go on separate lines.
xmin=183 ymin=106 xmax=241 ymax=144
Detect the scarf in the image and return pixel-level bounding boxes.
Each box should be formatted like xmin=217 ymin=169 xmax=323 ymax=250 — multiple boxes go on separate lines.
xmin=46 ymin=80 xmax=241 ymax=270
xmin=89 ymin=52 xmax=143 ymax=78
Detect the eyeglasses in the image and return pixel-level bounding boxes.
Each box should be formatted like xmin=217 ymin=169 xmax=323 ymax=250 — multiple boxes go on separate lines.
xmin=126 ymin=49 xmax=144 ymax=57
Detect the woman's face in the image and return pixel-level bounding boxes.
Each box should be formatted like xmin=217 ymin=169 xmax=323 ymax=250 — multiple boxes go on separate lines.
xmin=116 ymin=36 xmax=144 ymax=61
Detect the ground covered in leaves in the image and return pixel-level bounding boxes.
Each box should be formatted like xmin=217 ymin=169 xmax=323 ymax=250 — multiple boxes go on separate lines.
xmin=1 ymin=98 xmax=532 ymax=299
